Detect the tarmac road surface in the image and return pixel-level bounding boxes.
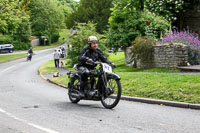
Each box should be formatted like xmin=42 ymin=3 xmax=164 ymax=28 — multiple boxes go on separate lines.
xmin=0 ymin=47 xmax=200 ymax=133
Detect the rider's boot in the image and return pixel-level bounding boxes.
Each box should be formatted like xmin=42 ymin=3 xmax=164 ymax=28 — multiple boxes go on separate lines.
xmin=79 ymin=81 xmax=86 ymax=98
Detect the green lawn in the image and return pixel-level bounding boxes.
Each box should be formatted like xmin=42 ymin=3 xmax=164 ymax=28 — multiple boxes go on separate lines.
xmin=119 ymin=72 xmax=200 ymax=104
xmin=40 ymin=52 xmax=200 ymax=104
xmin=39 ymin=60 xmax=58 ymax=74
xmin=0 ymin=53 xmax=27 ymax=63
xmin=49 ymin=76 xmax=69 ymax=86
xmin=33 ymin=40 xmax=63 ymax=50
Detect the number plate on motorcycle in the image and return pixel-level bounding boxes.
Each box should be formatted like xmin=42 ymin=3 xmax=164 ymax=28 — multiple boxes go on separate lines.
xmin=102 ymin=63 xmax=112 ymax=73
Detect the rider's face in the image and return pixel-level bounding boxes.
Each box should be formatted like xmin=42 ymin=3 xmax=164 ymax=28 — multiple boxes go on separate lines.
xmin=91 ymin=41 xmax=98 ymax=50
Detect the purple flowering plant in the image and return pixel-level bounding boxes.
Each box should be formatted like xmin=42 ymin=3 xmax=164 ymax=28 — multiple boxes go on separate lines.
xmin=157 ymin=29 xmax=200 ymax=65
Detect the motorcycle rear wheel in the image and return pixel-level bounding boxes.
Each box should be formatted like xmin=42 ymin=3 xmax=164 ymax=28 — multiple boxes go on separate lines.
xmin=68 ymin=78 xmax=81 ymax=103
xmin=101 ymin=78 xmax=121 ymax=109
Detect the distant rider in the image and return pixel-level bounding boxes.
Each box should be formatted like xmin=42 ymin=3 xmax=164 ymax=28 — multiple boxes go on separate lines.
xmin=27 ymin=47 xmax=33 ymax=61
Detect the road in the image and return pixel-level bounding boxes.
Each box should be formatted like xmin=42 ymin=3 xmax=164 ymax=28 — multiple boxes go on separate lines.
xmin=0 ymin=48 xmax=200 ymax=133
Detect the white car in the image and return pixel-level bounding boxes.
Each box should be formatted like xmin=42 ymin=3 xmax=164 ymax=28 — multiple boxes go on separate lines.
xmin=0 ymin=44 xmax=15 ymax=53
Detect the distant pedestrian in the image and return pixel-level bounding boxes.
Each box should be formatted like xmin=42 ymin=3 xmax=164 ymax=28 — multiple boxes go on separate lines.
xmin=61 ymin=46 xmax=66 ymax=58
xmin=53 ymin=49 xmax=60 ymax=68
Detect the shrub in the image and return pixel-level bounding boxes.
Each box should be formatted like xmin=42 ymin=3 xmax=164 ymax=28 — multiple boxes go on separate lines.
xmin=67 ymin=22 xmax=108 ymax=65
xmin=51 ymin=32 xmax=60 ymax=43
xmin=157 ymin=29 xmax=200 ymax=65
xmin=0 ymin=34 xmax=13 ymax=44
xmin=130 ymin=36 xmax=156 ymax=63
xmin=13 ymin=41 xmax=31 ymax=50
xmin=106 ymin=9 xmax=170 ymax=51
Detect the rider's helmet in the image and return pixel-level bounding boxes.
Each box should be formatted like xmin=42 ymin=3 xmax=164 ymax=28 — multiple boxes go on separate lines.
xmin=88 ymin=36 xmax=98 ymax=44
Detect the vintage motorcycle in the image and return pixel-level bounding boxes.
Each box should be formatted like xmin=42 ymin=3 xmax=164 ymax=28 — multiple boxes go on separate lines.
xmin=67 ymin=62 xmax=121 ymax=109
xmin=27 ymin=53 xmax=32 ymax=61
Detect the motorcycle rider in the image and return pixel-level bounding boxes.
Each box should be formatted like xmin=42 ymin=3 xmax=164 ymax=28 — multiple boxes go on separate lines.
xmin=77 ymin=35 xmax=115 ymax=97
xmin=27 ymin=47 xmax=33 ymax=61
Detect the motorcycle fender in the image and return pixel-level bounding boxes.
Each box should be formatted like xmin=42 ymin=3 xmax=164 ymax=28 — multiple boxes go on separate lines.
xmin=107 ymin=73 xmax=120 ymax=80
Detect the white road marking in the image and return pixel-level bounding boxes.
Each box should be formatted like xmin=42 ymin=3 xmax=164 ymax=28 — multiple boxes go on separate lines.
xmin=0 ymin=108 xmax=59 ymax=133
xmin=1 ymin=65 xmax=17 ymax=73
xmin=33 ymin=54 xmax=52 ymax=62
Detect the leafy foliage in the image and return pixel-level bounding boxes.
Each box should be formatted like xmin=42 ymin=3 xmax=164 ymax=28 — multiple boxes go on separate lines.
xmin=145 ymin=0 xmax=199 ymax=23
xmin=0 ymin=34 xmax=13 ymax=44
xmin=157 ymin=29 xmax=200 ymax=65
xmin=29 ymin=0 xmax=65 ymax=45
xmin=106 ymin=3 xmax=170 ymax=50
xmin=130 ymin=36 xmax=156 ymax=63
xmin=66 ymin=0 xmax=112 ymax=33
xmin=0 ymin=0 xmax=21 ymax=34
xmin=67 ymin=22 xmax=107 ymax=65
xmin=58 ymin=0 xmax=78 ymax=10
xmin=0 ymin=0 xmax=31 ymax=49
xmin=14 ymin=11 xmax=31 ymax=43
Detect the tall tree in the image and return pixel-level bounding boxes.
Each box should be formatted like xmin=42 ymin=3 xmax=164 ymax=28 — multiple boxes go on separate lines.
xmin=106 ymin=0 xmax=170 ymax=50
xmin=0 ymin=0 xmax=21 ymax=35
xmin=29 ymin=0 xmax=65 ymax=44
xmin=57 ymin=0 xmax=78 ymax=29
xmin=66 ymin=0 xmax=112 ymax=33
xmin=0 ymin=0 xmax=31 ymax=49
xmin=58 ymin=0 xmax=78 ymax=10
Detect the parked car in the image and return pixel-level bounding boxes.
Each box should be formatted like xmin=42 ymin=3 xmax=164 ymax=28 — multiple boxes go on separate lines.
xmin=0 ymin=44 xmax=15 ymax=53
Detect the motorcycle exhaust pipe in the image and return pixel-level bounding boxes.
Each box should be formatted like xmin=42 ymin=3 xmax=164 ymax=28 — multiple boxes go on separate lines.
xmin=69 ymin=93 xmax=81 ymax=99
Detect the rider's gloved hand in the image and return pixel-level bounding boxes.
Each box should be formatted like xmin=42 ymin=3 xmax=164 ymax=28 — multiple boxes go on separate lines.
xmin=86 ymin=58 xmax=95 ymax=65
xmin=111 ymin=63 xmax=116 ymax=68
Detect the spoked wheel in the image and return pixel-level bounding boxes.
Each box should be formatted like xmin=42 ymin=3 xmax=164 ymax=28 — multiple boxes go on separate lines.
xmin=68 ymin=78 xmax=81 ymax=103
xmin=101 ymin=78 xmax=121 ymax=109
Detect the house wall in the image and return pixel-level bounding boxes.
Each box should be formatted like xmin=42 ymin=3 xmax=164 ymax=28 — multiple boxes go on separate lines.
xmin=31 ymin=39 xmax=40 ymax=47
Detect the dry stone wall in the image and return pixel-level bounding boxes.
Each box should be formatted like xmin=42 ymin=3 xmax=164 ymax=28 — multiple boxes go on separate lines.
xmin=125 ymin=44 xmax=188 ymax=68
xmin=153 ymin=44 xmax=188 ymax=68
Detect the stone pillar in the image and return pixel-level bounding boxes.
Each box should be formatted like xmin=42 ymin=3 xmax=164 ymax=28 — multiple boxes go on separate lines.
xmin=124 ymin=47 xmax=135 ymax=67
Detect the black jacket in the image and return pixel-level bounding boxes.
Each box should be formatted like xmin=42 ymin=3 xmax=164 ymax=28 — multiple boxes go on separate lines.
xmin=78 ymin=45 xmax=111 ymax=69
xmin=28 ymin=49 xmax=33 ymax=54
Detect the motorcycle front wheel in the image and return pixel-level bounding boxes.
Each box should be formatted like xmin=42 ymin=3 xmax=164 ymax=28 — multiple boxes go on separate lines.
xmin=101 ymin=78 xmax=121 ymax=109
xmin=68 ymin=78 xmax=81 ymax=103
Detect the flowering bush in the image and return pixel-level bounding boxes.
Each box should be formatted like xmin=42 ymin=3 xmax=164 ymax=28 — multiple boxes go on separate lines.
xmin=146 ymin=0 xmax=189 ymax=22
xmin=144 ymin=11 xmax=170 ymax=40
xmin=106 ymin=9 xmax=170 ymax=50
xmin=157 ymin=29 xmax=200 ymax=65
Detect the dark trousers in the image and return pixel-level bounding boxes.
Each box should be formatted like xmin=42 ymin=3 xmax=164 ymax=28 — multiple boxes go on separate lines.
xmin=54 ymin=59 xmax=59 ymax=68
xmin=78 ymin=66 xmax=90 ymax=91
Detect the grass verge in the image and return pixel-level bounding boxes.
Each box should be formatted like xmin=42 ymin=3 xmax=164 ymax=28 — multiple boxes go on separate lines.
xmin=0 ymin=53 xmax=27 ymax=63
xmin=49 ymin=76 xmax=69 ymax=86
xmin=39 ymin=60 xmax=58 ymax=74
xmin=33 ymin=41 xmax=64 ymax=50
xmin=39 ymin=52 xmax=200 ymax=104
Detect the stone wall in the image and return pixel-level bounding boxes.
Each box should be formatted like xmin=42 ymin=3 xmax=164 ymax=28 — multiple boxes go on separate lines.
xmin=125 ymin=44 xmax=188 ymax=69
xmin=153 ymin=44 xmax=188 ymax=68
